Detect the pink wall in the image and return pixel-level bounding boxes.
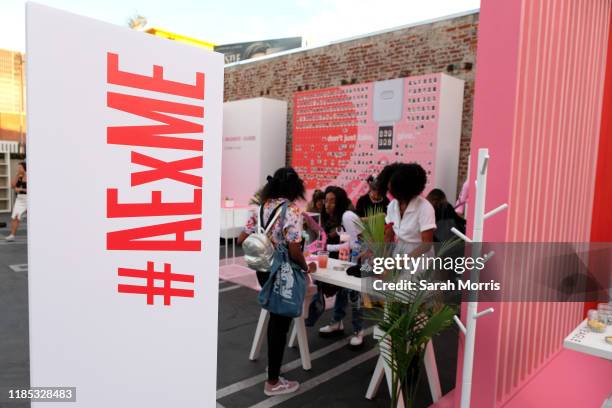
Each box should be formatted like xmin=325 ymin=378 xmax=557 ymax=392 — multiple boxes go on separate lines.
xmin=455 ymin=1 xmax=524 ymax=406
xmin=459 ymin=0 xmax=612 ymax=406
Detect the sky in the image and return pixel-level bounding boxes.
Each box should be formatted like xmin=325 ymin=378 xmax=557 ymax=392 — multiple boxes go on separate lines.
xmin=0 ymin=0 xmax=480 ymax=52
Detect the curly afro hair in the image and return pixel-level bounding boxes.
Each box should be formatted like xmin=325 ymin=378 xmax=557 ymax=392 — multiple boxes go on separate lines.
xmin=260 ymin=167 xmax=306 ymax=202
xmin=376 ymin=162 xmax=402 ymax=196
xmin=388 ymin=163 xmax=427 ymax=202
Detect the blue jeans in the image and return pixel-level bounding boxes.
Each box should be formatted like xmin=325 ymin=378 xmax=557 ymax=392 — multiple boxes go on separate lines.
xmin=305 ymin=289 xmax=325 ymax=327
xmin=332 ymin=288 xmax=363 ymax=333
xmin=306 ymin=287 xmax=363 ymax=333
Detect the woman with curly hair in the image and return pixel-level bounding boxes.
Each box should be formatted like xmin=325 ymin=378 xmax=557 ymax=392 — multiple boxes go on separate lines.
xmin=382 ymin=163 xmax=436 ymax=257
xmin=238 ymin=167 xmax=316 ymax=397
xmin=307 ymin=186 xmax=366 ymax=346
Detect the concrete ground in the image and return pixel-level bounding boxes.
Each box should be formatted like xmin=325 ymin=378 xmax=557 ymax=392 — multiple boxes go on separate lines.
xmin=0 ymin=213 xmax=458 ymax=407
xmin=0 ymin=213 xmax=29 ymax=408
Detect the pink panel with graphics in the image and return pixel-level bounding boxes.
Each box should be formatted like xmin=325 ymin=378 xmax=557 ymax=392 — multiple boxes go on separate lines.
xmin=292 ymin=73 xmax=464 ymax=203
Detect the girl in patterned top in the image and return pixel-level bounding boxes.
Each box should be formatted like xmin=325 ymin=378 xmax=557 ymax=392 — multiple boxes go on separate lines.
xmin=238 ymin=167 xmax=316 ymax=397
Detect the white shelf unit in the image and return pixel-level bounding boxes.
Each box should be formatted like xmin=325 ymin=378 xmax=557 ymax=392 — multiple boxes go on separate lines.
xmin=564 ymin=319 xmax=612 ymax=361
xmin=0 ymin=151 xmax=11 ymax=213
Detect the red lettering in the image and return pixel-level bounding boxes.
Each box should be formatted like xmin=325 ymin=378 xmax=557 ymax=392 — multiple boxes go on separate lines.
xmin=107 ymin=92 xmax=203 ymax=151
xmin=107 ymin=218 xmax=201 ymax=251
xmin=107 ymin=189 xmax=202 ymax=218
xmin=131 ymin=151 xmax=202 ymax=187
xmin=118 ymin=262 xmax=194 ymax=306
xmin=107 ymin=53 xmax=204 ymax=100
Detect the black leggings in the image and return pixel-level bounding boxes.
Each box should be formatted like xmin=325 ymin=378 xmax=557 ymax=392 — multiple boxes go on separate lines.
xmin=257 ymin=272 xmax=293 ymax=382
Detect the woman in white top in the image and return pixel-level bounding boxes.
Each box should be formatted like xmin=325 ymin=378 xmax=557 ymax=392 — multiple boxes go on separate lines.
xmin=381 ymin=163 xmax=436 ymax=257
xmin=5 ymin=162 xmax=27 ymax=242
xmin=306 ymin=186 xmax=366 ymax=346
xmin=325 ymin=210 xmax=362 ymax=253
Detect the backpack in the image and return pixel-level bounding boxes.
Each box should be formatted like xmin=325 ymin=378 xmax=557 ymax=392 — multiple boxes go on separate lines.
xmin=242 ymin=202 xmax=284 ymax=271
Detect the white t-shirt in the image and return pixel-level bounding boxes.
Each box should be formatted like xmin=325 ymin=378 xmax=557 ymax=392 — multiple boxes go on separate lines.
xmin=326 ymin=210 xmax=363 ymax=252
xmin=385 ymin=197 xmax=436 ymax=244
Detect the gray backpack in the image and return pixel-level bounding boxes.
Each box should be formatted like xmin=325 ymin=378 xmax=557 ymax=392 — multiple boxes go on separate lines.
xmin=243 ymin=203 xmax=286 ymax=272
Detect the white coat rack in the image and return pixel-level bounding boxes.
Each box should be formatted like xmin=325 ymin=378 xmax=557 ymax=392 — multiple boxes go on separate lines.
xmin=451 ymin=148 xmax=508 ymax=408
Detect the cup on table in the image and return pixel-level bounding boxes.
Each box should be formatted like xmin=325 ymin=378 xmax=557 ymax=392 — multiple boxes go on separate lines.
xmin=587 ymin=309 xmax=606 ymax=333
xmin=317 ymin=251 xmax=329 ymax=269
xmin=597 ymin=303 xmax=612 ymax=325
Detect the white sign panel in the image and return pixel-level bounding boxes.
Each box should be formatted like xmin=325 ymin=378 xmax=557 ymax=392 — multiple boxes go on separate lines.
xmin=221 ymin=98 xmax=287 ymax=207
xmin=26 ymin=4 xmax=223 ymax=407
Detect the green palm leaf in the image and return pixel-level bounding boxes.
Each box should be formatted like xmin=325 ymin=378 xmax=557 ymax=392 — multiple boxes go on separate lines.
xmin=359 ymin=207 xmax=459 ymax=407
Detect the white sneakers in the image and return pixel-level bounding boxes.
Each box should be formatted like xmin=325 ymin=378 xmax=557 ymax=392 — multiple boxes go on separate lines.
xmin=320 ymin=322 xmax=365 ymax=346
xmin=264 ymin=377 xmax=299 ymax=396
xmin=5 ymin=234 xmax=15 ymax=242
xmin=349 ymin=330 xmax=365 ymax=347
xmin=319 ymin=320 xmax=344 ymax=335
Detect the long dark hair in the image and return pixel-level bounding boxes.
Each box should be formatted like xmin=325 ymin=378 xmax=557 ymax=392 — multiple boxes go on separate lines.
xmin=321 ymin=185 xmax=350 ymax=231
xmin=427 ymin=188 xmax=465 ymax=226
xmin=260 ymin=167 xmax=305 ymax=202
xmin=426 ymin=188 xmax=449 ymax=221
xmin=426 ymin=188 xmax=447 ymax=210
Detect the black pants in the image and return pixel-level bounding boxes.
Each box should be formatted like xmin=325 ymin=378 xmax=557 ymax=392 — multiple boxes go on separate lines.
xmin=257 ymin=271 xmax=293 ymax=382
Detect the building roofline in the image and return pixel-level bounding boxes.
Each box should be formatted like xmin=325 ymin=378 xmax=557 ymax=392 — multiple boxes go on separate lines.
xmin=225 ymin=8 xmax=479 ymax=68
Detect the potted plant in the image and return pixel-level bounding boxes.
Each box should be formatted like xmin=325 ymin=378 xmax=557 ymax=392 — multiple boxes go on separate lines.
xmin=359 ymin=211 xmax=457 ymax=408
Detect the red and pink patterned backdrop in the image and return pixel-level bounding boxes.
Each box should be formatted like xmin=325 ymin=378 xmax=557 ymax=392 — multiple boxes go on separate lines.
xmin=292 ymin=74 xmax=451 ymax=202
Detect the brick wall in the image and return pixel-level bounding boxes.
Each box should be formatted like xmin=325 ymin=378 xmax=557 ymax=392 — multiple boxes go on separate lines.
xmin=224 ymin=12 xmax=479 ymax=194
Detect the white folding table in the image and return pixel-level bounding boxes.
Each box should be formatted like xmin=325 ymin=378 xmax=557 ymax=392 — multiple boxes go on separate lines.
xmin=248 ymin=279 xmax=316 ymax=371
xmin=247 ymin=258 xmax=444 ymax=406
xmin=310 ymin=258 xmax=443 ymax=407
xmin=220 ymin=206 xmax=252 ymax=264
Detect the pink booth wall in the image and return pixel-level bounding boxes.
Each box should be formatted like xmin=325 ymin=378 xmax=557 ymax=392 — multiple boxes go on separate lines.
xmin=292 ymin=74 xmax=465 ymax=203
xmin=452 ymin=1 xmax=612 ymax=407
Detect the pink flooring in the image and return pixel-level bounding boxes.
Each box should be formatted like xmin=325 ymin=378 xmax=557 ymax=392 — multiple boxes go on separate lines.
xmin=431 ymin=349 xmax=612 ymax=408
xmin=430 ymin=389 xmax=456 ymax=408
xmin=502 ymin=349 xmax=612 ymax=408
xmin=219 ymin=257 xmax=261 ymax=290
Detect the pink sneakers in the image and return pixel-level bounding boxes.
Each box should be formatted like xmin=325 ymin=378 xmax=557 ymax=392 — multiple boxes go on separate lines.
xmin=264 ymin=377 xmax=300 ymax=396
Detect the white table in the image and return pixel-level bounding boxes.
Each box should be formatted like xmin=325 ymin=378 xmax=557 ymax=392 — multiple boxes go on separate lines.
xmin=309 ymin=259 xmax=363 ymax=291
xmin=249 ymin=259 xmax=362 ymax=372
xmin=310 ymin=258 xmax=442 ymax=407
xmin=248 ymin=275 xmax=317 ymax=371
xmin=220 ymin=206 xmax=252 ymax=263
xmin=564 ymin=319 xmax=612 ymax=360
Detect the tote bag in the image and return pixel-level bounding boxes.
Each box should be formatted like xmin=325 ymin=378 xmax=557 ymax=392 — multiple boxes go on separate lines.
xmin=257 ymin=203 xmax=306 ymax=318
